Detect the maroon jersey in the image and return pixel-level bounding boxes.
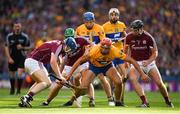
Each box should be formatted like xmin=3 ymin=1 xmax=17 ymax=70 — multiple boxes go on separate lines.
xmin=65 ymin=37 xmax=90 ymax=66
xmin=28 ymin=40 xmax=63 ymax=63
xmin=125 ymin=31 xmax=155 ymax=61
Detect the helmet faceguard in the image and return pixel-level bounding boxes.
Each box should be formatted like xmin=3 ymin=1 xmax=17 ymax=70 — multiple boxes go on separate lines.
xmin=100 ymin=38 xmax=112 ymax=55
xmin=64 ymin=37 xmax=77 ymax=52
xmin=100 ymin=38 xmax=112 ymax=47
xmin=109 ymin=8 xmax=120 ymax=24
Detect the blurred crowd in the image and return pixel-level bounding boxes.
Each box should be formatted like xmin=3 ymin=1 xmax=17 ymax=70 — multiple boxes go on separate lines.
xmin=0 ymin=0 xmax=179 ymax=77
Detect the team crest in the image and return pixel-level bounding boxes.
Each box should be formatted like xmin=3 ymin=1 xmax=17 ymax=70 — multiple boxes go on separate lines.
xmin=119 ymin=50 xmax=124 ymax=55
xmin=143 ymin=40 xmax=146 ymax=44
xmin=91 ymin=31 xmax=95 ymax=36
xmin=115 ymin=28 xmax=119 ymax=32
xmin=87 ymin=31 xmax=89 ymax=35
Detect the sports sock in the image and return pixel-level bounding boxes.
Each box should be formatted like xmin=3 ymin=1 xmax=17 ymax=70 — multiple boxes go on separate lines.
xmin=140 ymin=95 xmax=148 ymax=104
xmin=28 ymin=91 xmax=35 ymax=97
xmin=164 ymin=96 xmax=171 ymax=104
xmin=89 ymin=97 xmax=94 ymax=101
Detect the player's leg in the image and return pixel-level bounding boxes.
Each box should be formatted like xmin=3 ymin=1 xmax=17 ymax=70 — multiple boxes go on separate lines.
xmin=106 ymin=66 xmax=123 ymax=106
xmin=19 ymin=69 xmax=51 ymax=107
xmin=16 ymin=58 xmax=26 ymax=94
xmin=62 ymin=72 xmax=82 ymax=107
xmin=74 ymin=64 xmax=93 ymax=107
xmin=113 ymin=58 xmax=127 ymax=105
xmin=19 ymin=58 xmax=51 ymax=107
xmin=62 ymin=66 xmax=85 ymax=107
xmin=80 ymin=70 xmax=95 ymax=107
xmin=88 ymin=83 xmax=95 ymax=107
xmin=64 ymin=70 xmax=89 ymax=108
xmin=128 ymin=67 xmax=149 ymax=107
xmin=97 ymin=73 xmax=114 ymax=106
xmin=74 ymin=72 xmax=81 ymax=86
xmin=74 ymin=70 xmax=95 ymax=107
xmin=42 ymin=66 xmax=72 ymax=106
xmin=148 ymin=66 xmax=174 ymax=107
xmin=116 ymin=63 xmax=127 ymax=105
xmin=63 ymin=70 xmax=95 ymax=107
xmin=75 ymin=68 xmax=95 ymax=107
xmin=28 ymin=82 xmax=37 ymax=93
xmin=42 ymin=82 xmax=63 ymax=106
xmin=29 ymin=70 xmax=51 ymax=94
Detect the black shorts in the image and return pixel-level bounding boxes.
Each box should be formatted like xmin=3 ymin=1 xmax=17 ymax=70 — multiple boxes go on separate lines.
xmin=8 ymin=57 xmax=25 ymax=71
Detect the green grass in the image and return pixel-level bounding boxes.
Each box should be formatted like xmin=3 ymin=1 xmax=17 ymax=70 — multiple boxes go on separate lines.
xmin=0 ymin=88 xmax=180 ymax=114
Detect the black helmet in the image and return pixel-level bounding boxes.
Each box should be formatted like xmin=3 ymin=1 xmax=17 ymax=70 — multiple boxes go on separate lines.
xmin=130 ymin=20 xmax=144 ymax=29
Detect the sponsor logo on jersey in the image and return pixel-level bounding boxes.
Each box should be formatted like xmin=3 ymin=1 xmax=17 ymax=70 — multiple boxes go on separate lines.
xmin=131 ymin=40 xmax=136 ymax=43
xmin=114 ymin=33 xmax=120 ymax=38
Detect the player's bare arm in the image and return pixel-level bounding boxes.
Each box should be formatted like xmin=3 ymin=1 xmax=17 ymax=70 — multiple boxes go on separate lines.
xmin=123 ymin=55 xmax=150 ymax=82
xmin=50 ymin=52 xmax=65 ymax=81
xmin=59 ymin=55 xmax=67 ymax=73
xmin=123 ymin=43 xmax=130 ymax=68
xmin=66 ymin=54 xmax=89 ymax=80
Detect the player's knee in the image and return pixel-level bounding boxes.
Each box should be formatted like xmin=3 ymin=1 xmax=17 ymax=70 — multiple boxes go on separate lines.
xmin=42 ymin=81 xmax=51 ymax=88
xmin=47 ymin=81 xmax=52 ymax=87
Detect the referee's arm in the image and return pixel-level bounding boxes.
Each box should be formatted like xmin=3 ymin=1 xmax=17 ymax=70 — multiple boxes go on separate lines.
xmin=22 ymin=34 xmax=33 ymax=50
xmin=4 ymin=34 xmax=14 ymax=63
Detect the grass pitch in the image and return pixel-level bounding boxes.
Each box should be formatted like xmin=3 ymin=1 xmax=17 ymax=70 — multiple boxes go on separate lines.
xmin=0 ymin=88 xmax=180 ymax=114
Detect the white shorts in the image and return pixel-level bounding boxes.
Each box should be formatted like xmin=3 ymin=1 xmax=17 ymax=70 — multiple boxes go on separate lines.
xmin=24 ymin=58 xmax=48 ymax=76
xmin=62 ymin=62 xmax=89 ymax=77
xmin=130 ymin=61 xmax=158 ymax=74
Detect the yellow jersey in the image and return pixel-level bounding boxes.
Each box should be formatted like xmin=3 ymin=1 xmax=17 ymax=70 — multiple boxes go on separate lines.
xmin=102 ymin=21 xmax=126 ymax=49
xmin=88 ymin=44 xmax=126 ymax=67
xmin=75 ymin=23 xmax=105 ymax=44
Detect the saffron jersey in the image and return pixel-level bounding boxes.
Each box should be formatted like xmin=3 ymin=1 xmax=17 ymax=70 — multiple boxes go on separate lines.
xmin=75 ymin=23 xmax=105 ymax=44
xmin=102 ymin=21 xmax=126 ymax=50
xmin=88 ymin=44 xmax=126 ymax=67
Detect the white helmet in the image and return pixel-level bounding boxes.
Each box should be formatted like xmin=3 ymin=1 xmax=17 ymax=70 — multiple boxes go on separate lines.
xmin=108 ymin=8 xmax=120 ymax=15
